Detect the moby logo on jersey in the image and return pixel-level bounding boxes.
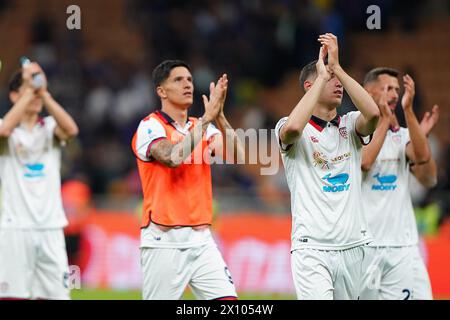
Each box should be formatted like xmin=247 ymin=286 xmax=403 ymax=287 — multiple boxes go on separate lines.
xmin=322 ymin=173 xmax=350 ymax=192
xmin=24 ymin=163 xmax=45 ymax=178
xmin=371 ymin=173 xmax=397 ymax=191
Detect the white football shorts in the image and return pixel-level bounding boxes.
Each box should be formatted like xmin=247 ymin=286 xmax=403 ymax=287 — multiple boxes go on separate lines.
xmin=0 ymin=229 xmax=70 ymax=300
xmin=141 ymin=242 xmax=237 ymax=300
xmin=360 ymin=246 xmax=432 ymax=300
xmin=291 ymin=245 xmax=365 ymax=300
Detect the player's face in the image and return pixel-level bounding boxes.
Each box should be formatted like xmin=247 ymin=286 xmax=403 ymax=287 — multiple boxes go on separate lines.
xmin=9 ymin=85 xmax=43 ymax=114
xmin=158 ymin=67 xmax=194 ymax=108
xmin=371 ymin=74 xmax=400 ymax=111
xmin=318 ymin=73 xmax=343 ymax=108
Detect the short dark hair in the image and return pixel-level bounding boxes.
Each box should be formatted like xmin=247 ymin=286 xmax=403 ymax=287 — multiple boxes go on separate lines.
xmin=299 ymin=58 xmax=329 ymax=91
xmin=152 ymin=60 xmax=191 ymax=89
xmin=363 ymin=67 xmax=399 ymax=86
xmin=299 ymin=60 xmax=318 ymax=91
xmin=9 ymin=69 xmax=23 ymax=93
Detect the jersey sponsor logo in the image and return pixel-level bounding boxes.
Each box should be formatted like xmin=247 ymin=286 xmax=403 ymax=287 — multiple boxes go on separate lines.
xmin=322 ymin=173 xmax=350 ymax=192
xmin=339 ymin=127 xmax=348 ymax=139
xmin=24 ymin=163 xmax=45 ymax=178
xmin=371 ymin=173 xmax=398 ymax=191
xmin=313 ymin=151 xmax=330 ymax=169
xmin=380 ymin=158 xmax=400 ymax=163
xmin=330 ymin=152 xmax=351 ymax=163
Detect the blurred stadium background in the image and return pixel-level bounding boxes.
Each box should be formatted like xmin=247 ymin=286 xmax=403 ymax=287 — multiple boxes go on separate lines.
xmin=0 ymin=0 xmax=449 ymax=300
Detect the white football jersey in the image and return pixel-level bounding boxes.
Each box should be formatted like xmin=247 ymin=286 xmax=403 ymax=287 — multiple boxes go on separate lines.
xmin=361 ymin=127 xmax=419 ymax=247
xmin=275 ymin=111 xmax=373 ymax=251
xmin=0 ymin=116 xmax=68 ymax=229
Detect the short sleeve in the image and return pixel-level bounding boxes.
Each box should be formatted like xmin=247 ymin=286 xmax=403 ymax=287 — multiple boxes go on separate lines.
xmin=275 ymin=117 xmax=294 ymax=153
xmin=205 ymin=123 xmax=221 ymax=142
xmin=401 ymin=128 xmax=411 ymax=146
xmin=44 ymin=116 xmax=57 ymax=134
xmin=401 ymin=128 xmax=412 ymax=163
xmin=43 ymin=116 xmax=59 ymax=146
xmin=346 ymin=111 xmax=372 ymax=147
xmin=135 ymin=118 xmax=167 ymax=161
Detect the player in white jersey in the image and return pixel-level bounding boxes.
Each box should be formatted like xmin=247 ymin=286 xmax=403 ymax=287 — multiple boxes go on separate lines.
xmin=275 ymin=33 xmax=380 ymax=300
xmin=360 ymin=67 xmax=439 ymax=300
xmin=0 ymin=62 xmax=79 ymax=299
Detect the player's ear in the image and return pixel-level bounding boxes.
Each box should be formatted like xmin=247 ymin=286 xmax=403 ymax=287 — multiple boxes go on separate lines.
xmin=304 ymin=80 xmax=313 ymax=91
xmin=156 ymin=86 xmax=167 ymax=99
xmin=9 ymin=91 xmax=19 ymax=104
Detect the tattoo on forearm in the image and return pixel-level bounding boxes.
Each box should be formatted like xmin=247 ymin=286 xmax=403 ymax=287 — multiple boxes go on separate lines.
xmin=151 ymin=121 xmax=210 ymax=167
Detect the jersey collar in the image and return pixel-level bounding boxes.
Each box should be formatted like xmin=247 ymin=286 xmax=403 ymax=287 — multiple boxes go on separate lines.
xmin=389 ymin=125 xmax=400 ymax=132
xmin=155 ymin=110 xmax=193 ymax=134
xmin=309 ymin=114 xmax=341 ymax=132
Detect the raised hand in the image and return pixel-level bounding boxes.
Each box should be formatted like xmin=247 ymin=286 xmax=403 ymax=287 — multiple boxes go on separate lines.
xmin=316 ymin=46 xmax=331 ymax=81
xmin=420 ymin=104 xmax=439 ymax=136
xmin=22 ymin=62 xmax=48 ymax=94
xmin=217 ymin=74 xmax=229 ymax=115
xmin=401 ymin=74 xmax=415 ymax=110
xmin=379 ymin=85 xmax=393 ymax=120
xmin=318 ymin=33 xmax=340 ymax=71
xmin=202 ymin=76 xmax=227 ymax=123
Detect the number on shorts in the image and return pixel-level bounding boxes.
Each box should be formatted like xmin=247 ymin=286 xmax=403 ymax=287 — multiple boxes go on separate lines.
xmin=402 ymin=289 xmax=411 ymax=300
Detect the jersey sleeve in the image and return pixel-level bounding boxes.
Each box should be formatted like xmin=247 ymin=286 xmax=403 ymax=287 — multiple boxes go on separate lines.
xmin=135 ymin=118 xmax=167 ymax=161
xmin=401 ymin=127 xmax=412 ymax=163
xmin=347 ymin=111 xmax=372 ymax=148
xmin=401 ymin=127 xmax=411 ymax=146
xmin=44 ymin=116 xmax=59 ymax=147
xmin=275 ymin=117 xmax=296 ymax=153
xmin=205 ymin=123 xmax=221 ymax=143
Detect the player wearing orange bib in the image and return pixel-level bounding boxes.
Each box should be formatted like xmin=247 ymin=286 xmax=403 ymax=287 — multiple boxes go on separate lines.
xmin=132 ymin=60 xmax=242 ymax=300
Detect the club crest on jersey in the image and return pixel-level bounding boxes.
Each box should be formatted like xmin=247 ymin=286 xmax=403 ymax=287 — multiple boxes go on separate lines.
xmin=372 ymin=173 xmax=397 ymax=191
xmin=322 ymin=173 xmax=350 ymax=192
xmin=313 ymin=151 xmax=330 ymax=169
xmin=339 ymin=127 xmax=348 ymax=139
xmin=392 ymin=135 xmax=402 ymax=144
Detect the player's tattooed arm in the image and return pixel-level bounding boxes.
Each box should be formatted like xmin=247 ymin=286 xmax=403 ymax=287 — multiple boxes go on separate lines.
xmin=361 ymin=88 xmax=391 ymax=171
xmin=150 ymin=76 xmax=224 ymax=168
xmin=403 ymin=75 xmax=431 ymax=164
xmin=319 ymin=33 xmax=379 ymax=136
xmin=280 ymin=46 xmax=330 ymax=145
xmin=150 ymin=120 xmax=211 ymax=168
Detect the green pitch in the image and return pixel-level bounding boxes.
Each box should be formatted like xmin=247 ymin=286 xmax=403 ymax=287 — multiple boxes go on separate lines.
xmin=71 ymin=289 xmax=296 ymax=300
